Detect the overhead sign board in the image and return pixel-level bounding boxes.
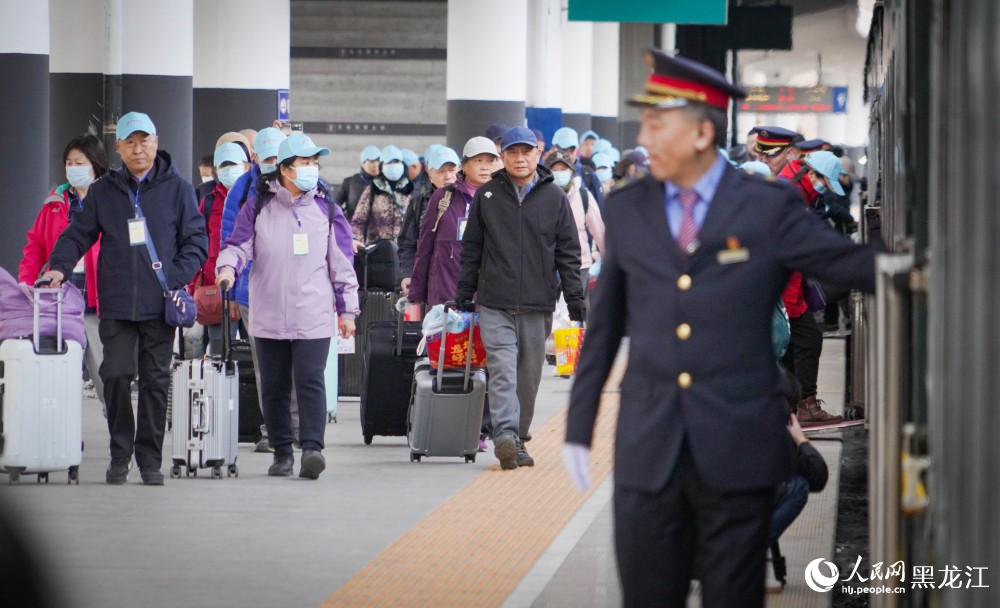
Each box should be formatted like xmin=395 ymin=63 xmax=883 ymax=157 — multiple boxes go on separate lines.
xmin=740 ymin=86 xmax=849 ymax=113
xmin=568 ymin=0 xmax=728 ymax=25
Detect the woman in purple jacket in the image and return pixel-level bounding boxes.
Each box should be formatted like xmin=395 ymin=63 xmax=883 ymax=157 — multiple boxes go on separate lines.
xmin=216 ymin=133 xmax=360 ymax=480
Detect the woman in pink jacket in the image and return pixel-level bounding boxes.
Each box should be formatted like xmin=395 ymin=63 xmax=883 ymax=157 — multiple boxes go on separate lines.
xmin=545 ymin=149 xmax=606 ymax=295
xmin=216 ymin=133 xmax=359 ymax=481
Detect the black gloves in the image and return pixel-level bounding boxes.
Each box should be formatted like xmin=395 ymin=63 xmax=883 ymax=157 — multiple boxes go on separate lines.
xmin=567 ymin=299 xmax=587 ymax=323
xmin=455 ymin=291 xmax=476 ymax=313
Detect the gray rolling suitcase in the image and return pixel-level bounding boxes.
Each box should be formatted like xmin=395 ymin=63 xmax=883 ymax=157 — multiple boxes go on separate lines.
xmin=169 ymin=289 xmax=239 ymax=479
xmin=407 ymin=303 xmax=486 ymax=463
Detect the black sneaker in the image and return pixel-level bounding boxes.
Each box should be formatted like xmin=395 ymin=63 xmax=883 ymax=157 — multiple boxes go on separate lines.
xmin=299 ymin=450 xmax=326 ymax=480
xmin=140 ymin=467 xmax=164 ymax=486
xmin=106 ymin=458 xmax=131 ymax=485
xmin=254 ymin=437 xmax=271 ymax=453
xmin=493 ymin=431 xmax=518 ymax=470
xmin=268 ymin=454 xmax=294 ymax=477
xmin=515 ymin=439 xmax=535 ymax=467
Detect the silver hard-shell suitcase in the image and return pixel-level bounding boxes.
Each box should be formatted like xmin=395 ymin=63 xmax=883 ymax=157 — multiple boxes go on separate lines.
xmin=169 ymin=288 xmax=239 ymax=479
xmin=0 ymin=284 xmax=83 ymax=485
xmin=407 ymin=303 xmax=486 ymax=463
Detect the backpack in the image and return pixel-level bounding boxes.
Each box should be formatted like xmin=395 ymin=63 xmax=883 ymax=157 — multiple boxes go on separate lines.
xmin=579 ymin=186 xmax=594 ymax=250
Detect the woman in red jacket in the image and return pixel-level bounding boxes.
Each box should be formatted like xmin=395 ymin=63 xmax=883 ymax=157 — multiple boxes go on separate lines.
xmin=19 ymin=133 xmax=109 ymax=406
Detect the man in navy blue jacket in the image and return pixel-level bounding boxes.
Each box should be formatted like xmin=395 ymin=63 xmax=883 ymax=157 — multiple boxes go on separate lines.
xmin=563 ymin=52 xmax=879 ymax=607
xmin=45 ymin=112 xmax=207 ymax=486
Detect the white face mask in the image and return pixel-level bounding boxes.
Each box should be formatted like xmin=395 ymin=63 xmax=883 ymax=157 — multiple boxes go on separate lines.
xmin=552 ymin=170 xmax=572 ymax=188
xmin=66 ymin=165 xmax=94 ymax=189
xmin=201 ymin=175 xmax=213 ymax=184
xmin=217 ymin=165 xmax=246 ymax=189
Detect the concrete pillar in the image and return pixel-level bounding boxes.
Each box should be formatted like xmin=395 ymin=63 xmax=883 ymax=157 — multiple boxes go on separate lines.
xmin=193 ymin=0 xmax=289 ymax=178
xmin=591 ymin=22 xmax=619 ymax=143
xmin=0 ymin=0 xmax=50 ymax=273
xmin=120 ymin=0 xmax=194 ymax=179
xmin=49 ymin=0 xmax=105 ymax=185
xmin=525 ymin=0 xmax=562 ymax=146
xmin=617 ymin=23 xmax=655 ymax=149
xmin=559 ymin=2 xmax=593 ymax=135
xmin=446 ymin=0 xmax=527 ymax=151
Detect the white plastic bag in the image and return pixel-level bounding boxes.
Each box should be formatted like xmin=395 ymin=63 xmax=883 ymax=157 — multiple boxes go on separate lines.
xmin=418 ymin=304 xmax=471 ymax=355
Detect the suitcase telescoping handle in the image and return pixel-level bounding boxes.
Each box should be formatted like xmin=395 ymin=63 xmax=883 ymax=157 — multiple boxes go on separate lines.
xmin=32 ymin=278 xmax=64 ymax=355
xmin=440 ymin=301 xmax=476 ymax=392
xmin=220 ymin=279 xmax=233 ymax=364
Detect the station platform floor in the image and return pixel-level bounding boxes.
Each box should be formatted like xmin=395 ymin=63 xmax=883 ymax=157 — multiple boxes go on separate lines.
xmin=3 ymin=337 xmax=851 ymax=607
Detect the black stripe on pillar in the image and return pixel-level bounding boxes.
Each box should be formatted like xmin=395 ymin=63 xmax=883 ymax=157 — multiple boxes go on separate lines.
xmin=50 ymin=72 xmax=104 ymax=185
xmin=0 ymin=53 xmax=50 ymax=273
xmin=193 ymin=88 xmax=279 ymax=178
xmin=446 ymin=100 xmax=525 ymax=152
xmin=619 ymin=120 xmax=640 ymax=151
xmin=592 ymin=116 xmax=619 ymax=146
xmin=561 ymin=113 xmax=592 ymax=135
xmin=122 ymin=74 xmax=194 ymax=183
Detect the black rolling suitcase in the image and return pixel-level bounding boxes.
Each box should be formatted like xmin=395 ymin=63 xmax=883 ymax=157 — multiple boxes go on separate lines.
xmin=360 ymin=312 xmax=422 ymax=444
xmin=229 ymin=337 xmax=265 ymax=443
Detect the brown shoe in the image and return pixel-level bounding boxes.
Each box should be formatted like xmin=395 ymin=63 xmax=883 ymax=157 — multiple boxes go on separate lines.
xmin=796 ymin=395 xmax=844 ymax=426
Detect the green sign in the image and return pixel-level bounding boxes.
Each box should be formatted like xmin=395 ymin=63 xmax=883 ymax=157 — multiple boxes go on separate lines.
xmin=568 ymin=0 xmax=728 ymax=25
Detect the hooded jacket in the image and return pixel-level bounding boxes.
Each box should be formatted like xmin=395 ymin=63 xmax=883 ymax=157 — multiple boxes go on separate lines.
xmin=334 ymin=170 xmax=373 ymax=220
xmin=457 ymin=165 xmax=584 ymax=312
xmin=48 ymin=151 xmax=207 ymax=321
xmin=778 ymin=159 xmax=820 ymax=318
xmin=187 ymin=179 xmax=230 ymax=293
xmin=350 ymin=175 xmax=412 ymax=244
xmin=217 ymin=180 xmax=360 ymax=340
xmin=408 ymin=172 xmax=477 ymax=306
xmin=20 ymin=184 xmax=101 ymax=310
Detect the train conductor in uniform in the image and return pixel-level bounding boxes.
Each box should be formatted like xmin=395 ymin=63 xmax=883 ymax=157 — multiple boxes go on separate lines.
xmin=562 ymin=49 xmax=880 ymax=608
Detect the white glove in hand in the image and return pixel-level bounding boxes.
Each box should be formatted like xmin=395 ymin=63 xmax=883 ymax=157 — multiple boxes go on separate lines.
xmin=562 ymin=443 xmax=592 ymax=491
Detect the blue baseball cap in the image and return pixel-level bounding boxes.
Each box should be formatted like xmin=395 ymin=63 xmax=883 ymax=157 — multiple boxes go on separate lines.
xmin=580 ymin=130 xmax=599 ymax=142
xmin=485 ymin=123 xmax=510 ymax=142
xmin=254 ymin=127 xmax=286 ymax=161
xmin=360 ymin=145 xmax=381 ymax=163
xmin=595 ymin=138 xmax=613 ymax=153
xmin=500 ymin=127 xmax=537 ymax=152
xmin=401 ymin=149 xmax=420 ymax=167
xmin=214 ymin=142 xmax=248 ymax=168
xmin=276 ymin=133 xmax=330 ymax=164
xmin=591 ymin=152 xmax=613 ymax=170
xmin=429 ymin=146 xmax=460 ymax=170
xmin=804 ymin=151 xmax=845 ymax=196
xmin=423 ymin=144 xmax=443 ymax=163
xmin=380 ymin=145 xmax=403 ymax=163
xmin=552 ymin=127 xmax=579 ymax=150
xmin=607 ymin=147 xmax=621 ymax=164
xmin=116 ymin=111 xmax=156 ymax=140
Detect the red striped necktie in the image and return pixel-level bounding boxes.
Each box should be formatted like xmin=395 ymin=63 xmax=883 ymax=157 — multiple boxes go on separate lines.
xmin=676 ymin=189 xmax=701 ymax=252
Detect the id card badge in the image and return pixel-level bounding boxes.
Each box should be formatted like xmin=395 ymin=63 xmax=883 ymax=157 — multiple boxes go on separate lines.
xmin=457 ymin=219 xmax=468 ymax=241
xmin=293 ymin=232 xmax=310 ymax=256
xmin=128 ymin=217 xmax=148 ymax=246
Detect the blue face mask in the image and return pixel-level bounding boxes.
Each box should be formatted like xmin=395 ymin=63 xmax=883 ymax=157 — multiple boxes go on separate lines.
xmin=259 ymin=162 xmax=277 ymax=175
xmin=66 ymin=165 xmax=94 ymax=189
xmin=292 ymin=165 xmax=319 ymax=192
xmin=217 ymin=165 xmax=246 ymax=189
xmin=813 ymin=180 xmax=827 ymax=194
xmin=383 ymin=162 xmax=404 ymax=182
xmin=552 ymin=170 xmax=572 ymax=189
xmin=595 ymin=168 xmax=613 ymax=184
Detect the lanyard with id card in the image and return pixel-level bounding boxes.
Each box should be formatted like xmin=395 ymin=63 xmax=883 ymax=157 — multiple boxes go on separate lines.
xmin=129 ymin=188 xmax=148 ymax=246
xmin=292 ymin=206 xmax=309 ymax=256
xmin=457 ymin=200 xmax=470 ymax=240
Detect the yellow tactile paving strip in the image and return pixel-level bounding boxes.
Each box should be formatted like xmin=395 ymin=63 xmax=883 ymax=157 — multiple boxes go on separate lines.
xmin=320 ymin=363 xmax=624 ymax=608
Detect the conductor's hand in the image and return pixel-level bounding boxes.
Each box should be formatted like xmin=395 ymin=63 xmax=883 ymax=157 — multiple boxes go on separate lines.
xmin=339 ymin=317 xmax=356 ymax=340
xmin=40 ymin=269 xmax=65 ymax=288
xmin=215 ymin=268 xmax=236 ymax=291
xmin=567 ymin=299 xmax=587 ymax=323
xmin=562 ymin=442 xmax=592 ymax=491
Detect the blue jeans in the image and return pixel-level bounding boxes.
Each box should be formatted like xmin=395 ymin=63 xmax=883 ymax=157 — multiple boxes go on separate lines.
xmin=769 ymin=474 xmax=810 ymax=546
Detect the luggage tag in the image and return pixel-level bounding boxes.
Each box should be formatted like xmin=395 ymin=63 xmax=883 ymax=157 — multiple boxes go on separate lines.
xmin=293 ymin=232 xmax=309 ymax=256
xmin=128 ymin=217 xmax=148 ymax=246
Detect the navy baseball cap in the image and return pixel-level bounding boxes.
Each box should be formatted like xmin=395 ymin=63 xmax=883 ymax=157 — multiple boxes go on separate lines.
xmin=500 ymin=127 xmax=537 ymax=152
xmin=485 ymin=123 xmax=510 ymax=142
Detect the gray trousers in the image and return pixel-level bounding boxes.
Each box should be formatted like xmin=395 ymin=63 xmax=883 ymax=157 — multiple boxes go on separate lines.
xmin=239 ymin=304 xmax=299 ymax=432
xmin=478 ymin=306 xmax=552 ymax=439
xmin=84 ymin=312 xmax=105 ymax=405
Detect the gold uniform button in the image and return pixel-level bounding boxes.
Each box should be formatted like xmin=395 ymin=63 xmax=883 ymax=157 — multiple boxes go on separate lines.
xmin=678 ymin=373 xmax=692 ymax=389
xmin=676 ymin=324 xmax=691 ymax=340
xmin=677 ymin=274 xmax=692 ymax=290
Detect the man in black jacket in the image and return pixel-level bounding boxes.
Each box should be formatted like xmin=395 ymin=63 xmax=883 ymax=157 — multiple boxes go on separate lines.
xmin=334 ymin=145 xmax=381 ymax=220
xmin=457 ymin=127 xmax=584 ymax=470
xmin=44 ymin=112 xmax=207 ymax=486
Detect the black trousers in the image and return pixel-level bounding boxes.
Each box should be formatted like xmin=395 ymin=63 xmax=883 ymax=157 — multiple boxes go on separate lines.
xmin=781 ymin=313 xmax=823 ymax=398
xmin=614 ymin=447 xmax=774 ymax=608
xmin=254 ymin=337 xmax=330 ymax=456
xmin=98 ymin=318 xmax=174 ymax=468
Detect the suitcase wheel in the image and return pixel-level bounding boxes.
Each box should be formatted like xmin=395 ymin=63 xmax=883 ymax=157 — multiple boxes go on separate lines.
xmin=328 ymin=413 xmax=338 ymax=424
xmin=410 ymin=452 xmax=422 ymax=463
xmin=8 ymin=471 xmax=20 ymax=485
xmin=227 ymin=464 xmax=238 ymax=478
xmin=37 ymin=473 xmax=49 ymax=484
xmin=465 ymin=454 xmax=476 ymax=464
xmin=211 ymin=466 xmax=223 ymax=480
xmin=170 ymin=465 xmax=182 ymax=479
xmin=68 ymin=467 xmax=79 ymax=485
xmin=364 ymin=434 xmax=373 ymax=445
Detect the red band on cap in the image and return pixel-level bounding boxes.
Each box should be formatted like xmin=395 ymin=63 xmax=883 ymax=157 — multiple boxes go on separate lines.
xmin=646 ymin=73 xmax=731 ymax=110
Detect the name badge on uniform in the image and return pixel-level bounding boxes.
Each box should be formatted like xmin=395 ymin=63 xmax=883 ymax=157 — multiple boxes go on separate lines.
xmin=717 ymin=236 xmax=749 ymax=265
xmin=457 ymin=219 xmax=468 ymax=241
xmin=128 ymin=218 xmax=148 ymax=246
xmin=293 ymin=233 xmax=309 ymax=256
